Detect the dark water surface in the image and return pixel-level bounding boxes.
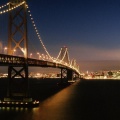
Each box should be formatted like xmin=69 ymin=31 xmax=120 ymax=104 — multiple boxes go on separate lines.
xmin=0 ymin=79 xmax=120 ymax=120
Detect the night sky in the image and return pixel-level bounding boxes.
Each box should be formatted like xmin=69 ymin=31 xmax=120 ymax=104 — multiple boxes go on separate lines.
xmin=29 ymin=0 xmax=120 ymax=60
xmin=1 ymin=0 xmax=120 ymax=72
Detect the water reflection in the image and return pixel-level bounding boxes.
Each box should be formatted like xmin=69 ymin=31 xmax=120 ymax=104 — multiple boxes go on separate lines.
xmin=1 ymin=79 xmax=120 ymax=120
xmin=31 ymin=81 xmax=79 ymax=120
xmin=0 ymin=81 xmax=79 ymax=120
xmin=0 ymin=107 xmax=31 ymax=120
xmin=0 ymin=107 xmax=28 ymax=111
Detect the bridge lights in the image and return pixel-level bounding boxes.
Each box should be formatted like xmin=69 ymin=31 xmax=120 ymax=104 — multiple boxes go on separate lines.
xmin=42 ymin=54 xmax=45 ymax=60
xmin=39 ymin=55 xmax=42 ymax=60
xmin=0 ymin=2 xmax=25 ymax=15
xmin=20 ymin=48 xmax=27 ymax=58
xmin=37 ymin=52 xmax=39 ymax=55
xmin=46 ymin=55 xmax=48 ymax=60
xmin=30 ymin=53 xmax=32 ymax=58
xmin=65 ymin=63 xmax=68 ymax=66
xmin=53 ymin=58 xmax=57 ymax=62
xmin=37 ymin=52 xmax=40 ymax=59
xmin=13 ymin=49 xmax=16 ymax=55
xmin=21 ymin=48 xmax=25 ymax=55
xmin=4 ymin=47 xmax=7 ymax=54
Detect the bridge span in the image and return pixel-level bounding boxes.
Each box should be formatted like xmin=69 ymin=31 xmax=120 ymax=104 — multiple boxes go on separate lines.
xmin=0 ymin=54 xmax=78 ymax=71
xmin=0 ymin=0 xmax=80 ymax=107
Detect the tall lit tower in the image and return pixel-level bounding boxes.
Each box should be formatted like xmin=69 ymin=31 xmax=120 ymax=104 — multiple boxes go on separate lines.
xmin=60 ymin=46 xmax=70 ymax=63
xmin=8 ymin=0 xmax=28 ymax=58
xmin=6 ymin=0 xmax=30 ymax=101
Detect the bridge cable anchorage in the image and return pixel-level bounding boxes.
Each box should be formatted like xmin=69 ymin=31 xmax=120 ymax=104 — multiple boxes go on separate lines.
xmin=26 ymin=3 xmax=53 ymax=61
xmin=0 ymin=1 xmax=25 ymax=14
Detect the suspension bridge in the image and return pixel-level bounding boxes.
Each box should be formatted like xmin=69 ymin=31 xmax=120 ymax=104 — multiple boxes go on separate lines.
xmin=0 ymin=0 xmax=80 ymax=107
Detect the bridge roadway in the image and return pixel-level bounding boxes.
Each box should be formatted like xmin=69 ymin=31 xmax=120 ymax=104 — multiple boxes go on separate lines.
xmin=0 ymin=54 xmax=79 ymax=75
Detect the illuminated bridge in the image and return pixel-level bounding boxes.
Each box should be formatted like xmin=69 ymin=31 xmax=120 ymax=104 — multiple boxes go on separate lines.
xmin=0 ymin=0 xmax=80 ymax=107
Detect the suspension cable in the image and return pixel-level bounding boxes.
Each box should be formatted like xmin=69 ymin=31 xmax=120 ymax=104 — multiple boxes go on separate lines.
xmin=0 ymin=1 xmax=80 ymax=73
xmin=0 ymin=2 xmax=10 ymax=10
xmin=26 ymin=3 xmax=53 ymax=61
xmin=56 ymin=48 xmax=62 ymax=60
xmin=60 ymin=48 xmax=67 ymax=62
xmin=0 ymin=1 xmax=25 ymax=14
xmin=66 ymin=48 xmax=70 ymax=64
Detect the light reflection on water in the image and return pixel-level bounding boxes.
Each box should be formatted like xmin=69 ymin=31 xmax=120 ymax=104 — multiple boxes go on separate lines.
xmin=0 ymin=81 xmax=79 ymax=120
xmin=0 ymin=107 xmax=28 ymax=111
xmin=32 ymin=84 xmax=77 ymax=120
xmin=1 ymin=80 xmax=120 ymax=120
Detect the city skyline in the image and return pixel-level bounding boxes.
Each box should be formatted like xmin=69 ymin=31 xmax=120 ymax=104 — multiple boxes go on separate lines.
xmin=0 ymin=0 xmax=120 ymax=72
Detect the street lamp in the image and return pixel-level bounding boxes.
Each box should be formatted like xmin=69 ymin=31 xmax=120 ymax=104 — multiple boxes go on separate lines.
xmin=46 ymin=55 xmax=48 ymax=60
xmin=30 ymin=53 xmax=32 ymax=58
xmin=4 ymin=47 xmax=7 ymax=54
xmin=13 ymin=49 xmax=16 ymax=55
xmin=42 ymin=54 xmax=45 ymax=59
xmin=39 ymin=55 xmax=42 ymax=60
xmin=37 ymin=52 xmax=40 ymax=59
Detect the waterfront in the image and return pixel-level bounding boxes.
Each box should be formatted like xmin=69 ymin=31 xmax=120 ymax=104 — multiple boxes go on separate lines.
xmin=0 ymin=79 xmax=120 ymax=120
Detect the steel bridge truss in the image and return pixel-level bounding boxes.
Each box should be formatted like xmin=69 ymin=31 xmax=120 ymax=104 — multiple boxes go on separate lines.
xmin=0 ymin=0 xmax=80 ymax=106
xmin=60 ymin=68 xmax=74 ymax=83
xmin=7 ymin=0 xmax=29 ymax=100
xmin=7 ymin=65 xmax=29 ymax=98
xmin=8 ymin=0 xmax=27 ymax=58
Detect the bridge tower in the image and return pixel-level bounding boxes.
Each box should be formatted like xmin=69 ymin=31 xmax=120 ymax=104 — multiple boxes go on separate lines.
xmin=5 ymin=0 xmax=31 ymax=102
xmin=59 ymin=46 xmax=69 ymax=63
xmin=8 ymin=0 xmax=28 ymax=58
xmin=59 ymin=47 xmax=74 ymax=84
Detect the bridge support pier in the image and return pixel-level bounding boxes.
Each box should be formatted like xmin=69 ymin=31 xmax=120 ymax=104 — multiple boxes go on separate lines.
xmin=67 ymin=69 xmax=73 ymax=80
xmin=59 ymin=68 xmax=74 ymax=85
xmin=60 ymin=68 xmax=68 ymax=84
xmin=6 ymin=64 xmax=29 ymax=98
xmin=1 ymin=64 xmax=39 ymax=107
xmin=4 ymin=64 xmax=31 ymax=102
